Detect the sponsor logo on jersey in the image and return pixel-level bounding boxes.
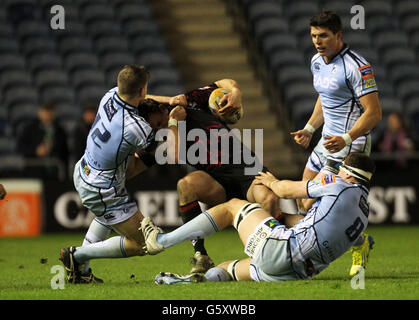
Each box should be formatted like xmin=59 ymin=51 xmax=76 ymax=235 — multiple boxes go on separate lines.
xmin=358 ymin=64 xmax=373 ymax=80
xmin=104 ymin=98 xmax=117 ymax=122
xmin=314 ymin=75 xmax=339 ymax=90
xmin=264 ymin=219 xmax=281 ymax=229
xmin=363 ymin=77 xmax=376 ymax=89
xmin=312 ymin=175 xmax=336 ymax=186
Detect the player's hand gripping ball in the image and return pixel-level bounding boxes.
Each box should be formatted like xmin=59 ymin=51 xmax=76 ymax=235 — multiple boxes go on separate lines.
xmin=208 ymin=88 xmax=243 ymax=124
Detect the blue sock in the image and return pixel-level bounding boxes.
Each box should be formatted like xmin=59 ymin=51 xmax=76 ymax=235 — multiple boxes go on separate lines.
xmin=157 ymin=211 xmax=219 ymax=249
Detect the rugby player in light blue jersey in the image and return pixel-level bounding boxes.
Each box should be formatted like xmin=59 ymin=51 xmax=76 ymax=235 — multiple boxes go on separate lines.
xmin=59 ymin=65 xmax=159 ymax=283
xmin=290 ymin=11 xmax=381 ymax=276
xmin=141 ymin=153 xmax=375 ymax=284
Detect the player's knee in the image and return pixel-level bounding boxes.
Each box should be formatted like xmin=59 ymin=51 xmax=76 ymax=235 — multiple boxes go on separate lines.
xmin=177 ymin=176 xmax=196 ymax=200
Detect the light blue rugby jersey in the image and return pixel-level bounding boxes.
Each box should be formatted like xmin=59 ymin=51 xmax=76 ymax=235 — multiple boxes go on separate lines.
xmin=271 ymin=175 xmax=370 ymax=279
xmin=80 ymin=87 xmax=154 ymax=189
xmin=311 ymin=45 xmax=378 ymax=138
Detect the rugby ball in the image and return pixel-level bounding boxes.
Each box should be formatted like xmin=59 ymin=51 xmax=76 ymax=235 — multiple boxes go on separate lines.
xmin=208 ymin=88 xmax=243 ymax=124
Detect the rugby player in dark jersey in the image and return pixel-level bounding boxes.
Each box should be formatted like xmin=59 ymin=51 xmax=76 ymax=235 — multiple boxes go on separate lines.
xmin=142 ymin=79 xmax=302 ymax=273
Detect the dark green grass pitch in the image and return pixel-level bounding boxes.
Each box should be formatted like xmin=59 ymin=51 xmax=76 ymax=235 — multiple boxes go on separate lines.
xmin=0 ymin=226 xmax=418 ymax=300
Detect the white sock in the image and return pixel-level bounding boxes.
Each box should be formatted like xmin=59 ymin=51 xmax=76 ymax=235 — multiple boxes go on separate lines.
xmin=73 ymin=236 xmax=127 ymax=266
xmin=80 ymin=219 xmax=112 ymax=273
xmin=157 ymin=212 xmax=219 ymax=249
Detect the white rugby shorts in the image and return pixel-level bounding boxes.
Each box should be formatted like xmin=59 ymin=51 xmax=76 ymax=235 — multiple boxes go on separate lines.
xmin=73 ymin=160 xmax=138 ymax=226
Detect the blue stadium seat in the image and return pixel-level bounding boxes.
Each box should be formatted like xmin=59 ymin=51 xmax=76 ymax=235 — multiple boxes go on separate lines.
xmin=105 ymin=68 xmax=120 ymax=88
xmin=410 ymin=30 xmax=419 ymax=50
xmin=77 ymin=85 xmax=108 ymax=104
xmin=64 ymin=52 xmax=100 ymax=72
xmin=381 ymin=47 xmax=416 ymax=68
xmin=365 ymin=15 xmax=397 ymax=35
xmin=395 ymin=0 xmax=419 ymax=19
xmin=148 ymin=84 xmax=184 ymax=97
xmin=137 ymin=52 xmax=173 ymax=70
xmin=290 ymin=16 xmax=312 ymax=38
xmin=100 ymin=52 xmax=135 ymax=73
xmin=283 ymin=82 xmax=317 ymax=106
xmin=268 ymin=49 xmax=305 ymax=71
xmin=4 ymin=86 xmax=39 ymax=109
xmin=130 ymin=35 xmax=168 ymax=55
xmin=116 ymin=3 xmax=153 ymax=23
xmin=400 ymin=14 xmax=419 ymax=35
xmin=15 ymin=20 xmax=51 ymax=41
xmin=0 ymin=21 xmax=13 ymax=37
xmin=35 ymin=70 xmax=69 ymax=91
xmin=253 ymin=18 xmax=289 ymax=42
xmin=379 ymin=97 xmax=403 ymax=116
xmin=0 ymin=70 xmax=32 ymax=92
xmin=94 ymin=36 xmax=130 ymax=56
xmin=260 ymin=33 xmax=298 ymax=56
xmin=71 ymin=69 xmax=106 ymax=90
xmin=374 ymin=31 xmax=410 ymax=51
xmin=0 ymin=137 xmax=17 ymax=155
xmin=21 ymin=36 xmax=57 ymax=57
xmin=55 ymin=102 xmax=81 ymax=121
xmin=8 ymin=103 xmax=38 ymax=127
xmin=362 ymin=0 xmax=393 ymax=17
xmin=321 ymin=0 xmax=356 ymax=15
xmin=405 ymin=96 xmax=419 ymax=139
xmin=59 ymin=35 xmax=93 ymax=56
xmin=371 ymin=64 xmax=387 ymax=82
xmin=53 ymin=20 xmax=86 ymax=39
xmin=276 ymin=65 xmax=312 ymax=89
xmin=389 ymin=64 xmax=419 ymax=84
xmin=82 ymin=4 xmax=115 ymax=23
xmin=354 ymin=48 xmax=379 ymax=65
xmin=27 ymin=52 xmax=63 ymax=74
xmin=148 ymin=68 xmax=182 ymax=88
xmin=246 ymin=1 xmax=283 ymax=23
xmin=41 ymin=86 xmax=76 ymax=105
xmin=0 ymin=37 xmax=20 ymax=53
xmin=290 ymin=98 xmax=315 ymax=130
xmin=405 ymin=96 xmax=419 ymax=118
xmin=286 ymin=1 xmax=319 ymax=20
xmin=396 ymin=79 xmax=419 ymax=102
xmin=344 ymin=32 xmax=372 ymax=50
xmin=0 ymin=54 xmax=26 ymax=72
xmin=87 ymin=19 xmax=122 ymax=39
xmin=375 ymin=79 xmax=394 ymax=98
xmin=123 ymin=20 xmax=160 ymax=37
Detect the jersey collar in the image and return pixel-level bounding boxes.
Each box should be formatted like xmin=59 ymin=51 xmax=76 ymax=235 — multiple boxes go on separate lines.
xmin=113 ymin=92 xmax=137 ymax=111
xmin=322 ymin=43 xmax=349 ymax=64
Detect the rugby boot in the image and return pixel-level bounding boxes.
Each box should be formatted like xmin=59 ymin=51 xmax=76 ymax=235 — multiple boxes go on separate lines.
xmin=190 ymin=251 xmax=215 ymax=274
xmin=349 ymin=233 xmax=375 ymax=277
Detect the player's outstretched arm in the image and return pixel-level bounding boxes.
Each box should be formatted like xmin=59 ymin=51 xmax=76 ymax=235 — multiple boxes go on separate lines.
xmin=255 ymin=172 xmax=308 ymax=199
xmin=291 ymin=96 xmax=323 ymax=148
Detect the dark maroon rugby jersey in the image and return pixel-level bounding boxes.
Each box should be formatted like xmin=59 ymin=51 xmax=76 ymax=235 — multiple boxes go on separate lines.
xmin=180 ymin=83 xmax=247 ymax=172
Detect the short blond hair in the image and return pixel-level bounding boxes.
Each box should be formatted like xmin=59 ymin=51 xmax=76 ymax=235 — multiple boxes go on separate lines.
xmin=117 ymin=65 xmax=150 ymax=99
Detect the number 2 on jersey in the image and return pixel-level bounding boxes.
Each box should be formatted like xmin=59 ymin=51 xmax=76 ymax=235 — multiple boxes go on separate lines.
xmin=90 ymin=114 xmax=111 ymax=149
